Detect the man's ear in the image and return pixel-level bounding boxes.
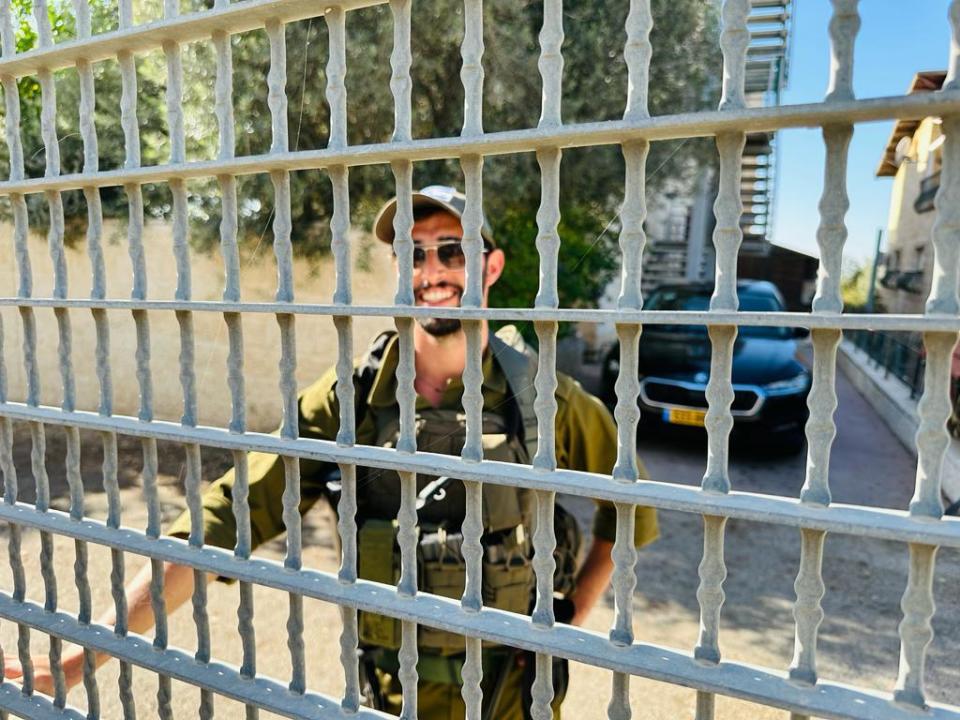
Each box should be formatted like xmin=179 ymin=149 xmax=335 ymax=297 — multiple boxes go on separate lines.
xmin=484 ymin=248 xmax=505 ymax=289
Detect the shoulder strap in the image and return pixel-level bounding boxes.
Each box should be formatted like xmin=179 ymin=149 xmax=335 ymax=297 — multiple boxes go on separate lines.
xmin=489 ymin=326 xmax=539 ymax=463
xmin=353 ymin=330 xmax=396 ymax=427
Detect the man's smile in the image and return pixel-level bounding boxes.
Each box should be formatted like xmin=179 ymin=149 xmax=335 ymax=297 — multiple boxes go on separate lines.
xmin=416 ymin=283 xmax=462 ymax=306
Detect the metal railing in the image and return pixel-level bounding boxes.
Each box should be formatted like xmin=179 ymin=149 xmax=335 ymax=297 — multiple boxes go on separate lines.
xmin=0 ymin=0 xmax=958 ymax=719
xmin=847 ymin=328 xmax=926 ymax=399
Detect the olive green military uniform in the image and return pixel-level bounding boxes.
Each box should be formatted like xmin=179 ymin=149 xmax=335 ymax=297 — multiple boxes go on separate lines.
xmin=168 ymin=330 xmax=658 ymax=719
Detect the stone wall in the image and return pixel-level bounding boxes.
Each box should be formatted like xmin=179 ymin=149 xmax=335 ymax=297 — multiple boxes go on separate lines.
xmin=1 ymin=221 xmax=395 ymax=431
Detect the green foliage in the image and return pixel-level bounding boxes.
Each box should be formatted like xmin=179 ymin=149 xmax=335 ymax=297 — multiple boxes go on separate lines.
xmin=5 ymin=0 xmax=720 ymax=308
xmin=491 ymin=202 xmax=623 ymax=341
xmin=841 ymin=258 xmax=883 ymax=312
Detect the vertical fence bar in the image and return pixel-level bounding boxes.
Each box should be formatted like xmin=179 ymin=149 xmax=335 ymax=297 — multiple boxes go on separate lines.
xmin=530 ymin=2 xmax=564 ymax=718
xmin=156 ymin=1 xmax=189 ymax=713
xmin=32 ymin=0 xmax=70 ymax=706
xmin=459 ymin=6 xmax=486 ymax=718
xmin=266 ymin=15 xmax=306 ymax=697
xmin=183 ymin=441 xmax=215 ymax=720
xmin=788 ymin=528 xmax=826 ymax=691
xmin=69 ymin=3 xmax=103 ymax=712
xmin=211 ymin=14 xmax=255 ymax=711
xmin=70 ymin=0 xmax=105 ymax=705
xmin=115 ymin=2 xmax=144 ymax=715
xmin=913 ymin=261 xmax=960 ymax=512
xmin=894 ymin=541 xmax=940 ymax=708
xmin=0 ymin=0 xmax=32 ymax=697
xmin=459 ymin=54 xmax=486 ymax=720
xmin=608 ymin=21 xmax=652 ymax=720
xmin=695 ymin=3 xmax=748 ymax=718
xmin=324 ymin=5 xmax=360 ymax=712
xmin=893 ymin=332 xmax=957 ymax=708
xmin=389 ymin=2 xmax=418 ymax=715
xmin=787 ymin=8 xmax=859 ymax=712
xmin=702 ymin=138 xmax=744 ymax=494
xmin=173 ymin=114 xmax=213 ymax=720
xmin=0 ymin=315 xmax=13 ymax=720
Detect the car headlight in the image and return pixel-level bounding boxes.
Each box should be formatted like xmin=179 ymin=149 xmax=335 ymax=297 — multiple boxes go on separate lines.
xmin=763 ymin=372 xmax=810 ymax=396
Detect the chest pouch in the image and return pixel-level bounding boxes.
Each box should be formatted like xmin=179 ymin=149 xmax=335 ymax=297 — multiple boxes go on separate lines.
xmin=357 ymin=407 xmax=532 ymax=533
xmin=355 ymin=407 xmax=537 ymax=653
xmin=357 ymin=518 xmax=535 ymax=654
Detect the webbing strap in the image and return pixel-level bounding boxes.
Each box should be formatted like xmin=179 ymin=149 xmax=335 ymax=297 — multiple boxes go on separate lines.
xmin=489 ymin=327 xmax=539 ymax=463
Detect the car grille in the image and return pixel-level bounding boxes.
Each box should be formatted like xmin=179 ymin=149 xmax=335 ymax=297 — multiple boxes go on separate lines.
xmin=642 ymin=380 xmax=761 ymax=413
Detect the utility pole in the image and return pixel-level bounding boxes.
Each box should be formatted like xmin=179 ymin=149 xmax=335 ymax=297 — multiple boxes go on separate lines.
xmin=866 ymin=228 xmax=883 ymax=313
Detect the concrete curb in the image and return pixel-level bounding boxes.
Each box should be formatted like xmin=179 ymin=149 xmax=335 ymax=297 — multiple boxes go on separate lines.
xmin=838 ymin=340 xmax=960 ymax=506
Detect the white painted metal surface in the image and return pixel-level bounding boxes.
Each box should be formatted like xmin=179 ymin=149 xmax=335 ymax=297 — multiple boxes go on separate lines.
xmin=0 ymin=0 xmax=959 ymax=718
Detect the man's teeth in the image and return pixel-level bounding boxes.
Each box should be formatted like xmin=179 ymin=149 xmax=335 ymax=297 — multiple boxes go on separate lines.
xmin=421 ymin=288 xmax=457 ymax=302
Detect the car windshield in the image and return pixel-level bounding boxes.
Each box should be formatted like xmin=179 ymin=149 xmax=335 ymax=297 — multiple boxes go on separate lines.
xmin=645 ymin=288 xmax=790 ymax=339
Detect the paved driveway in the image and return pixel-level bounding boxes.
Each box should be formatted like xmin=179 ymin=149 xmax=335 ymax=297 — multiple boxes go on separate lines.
xmin=562 ymin=355 xmax=960 ymax=713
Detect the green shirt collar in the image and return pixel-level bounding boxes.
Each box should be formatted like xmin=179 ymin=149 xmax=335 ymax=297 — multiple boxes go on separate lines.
xmin=366 ymin=332 xmax=509 ymax=409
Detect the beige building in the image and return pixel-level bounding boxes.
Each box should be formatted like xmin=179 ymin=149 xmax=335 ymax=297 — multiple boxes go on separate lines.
xmin=876 ymin=71 xmax=947 ymax=315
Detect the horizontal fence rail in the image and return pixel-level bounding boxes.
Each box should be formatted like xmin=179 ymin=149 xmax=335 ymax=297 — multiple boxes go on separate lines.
xmin=0 ymin=0 xmax=958 ymax=717
xmin=2 ymin=300 xmax=960 ymax=333
xmin=1 ymin=403 xmax=959 ymax=548
xmin=0 ymin=93 xmax=958 ymax=196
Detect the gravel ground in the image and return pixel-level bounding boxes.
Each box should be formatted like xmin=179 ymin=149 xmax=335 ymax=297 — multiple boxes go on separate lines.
xmin=1 ymin=359 xmax=958 ymax=719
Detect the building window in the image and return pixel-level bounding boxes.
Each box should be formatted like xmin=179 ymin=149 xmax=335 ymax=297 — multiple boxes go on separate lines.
xmin=915 ymin=128 xmax=944 ymax=213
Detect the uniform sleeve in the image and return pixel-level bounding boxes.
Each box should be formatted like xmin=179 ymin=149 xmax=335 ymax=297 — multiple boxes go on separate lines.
xmin=555 ymin=375 xmax=659 ymax=548
xmin=165 ymin=364 xmax=343 ymax=553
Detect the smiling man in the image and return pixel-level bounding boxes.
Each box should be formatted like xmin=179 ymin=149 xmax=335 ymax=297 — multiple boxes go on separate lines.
xmin=6 ymin=185 xmax=657 ymax=719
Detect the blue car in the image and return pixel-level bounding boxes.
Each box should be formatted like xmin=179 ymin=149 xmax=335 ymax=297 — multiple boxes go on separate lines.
xmin=601 ymin=280 xmax=811 ymax=452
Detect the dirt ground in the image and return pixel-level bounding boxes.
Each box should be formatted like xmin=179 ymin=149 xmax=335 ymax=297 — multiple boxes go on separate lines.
xmin=1 ymin=423 xmax=957 ymax=719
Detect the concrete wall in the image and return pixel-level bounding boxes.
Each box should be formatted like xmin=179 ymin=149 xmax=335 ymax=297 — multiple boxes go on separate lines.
xmin=1 ymin=221 xmax=395 ymax=431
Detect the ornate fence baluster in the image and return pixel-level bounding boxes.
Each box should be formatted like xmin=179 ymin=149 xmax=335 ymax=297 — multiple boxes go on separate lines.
xmin=30 ymin=0 xmax=71 ymax=705
xmin=787 ymin=11 xmax=859 ymax=715
xmin=0 ymin=0 xmax=32 ymax=699
xmin=208 ymin=14 xmax=255 ymax=713
xmin=694 ymin=4 xmax=748 ymax=717
xmin=69 ymin=1 xmax=104 ymax=699
xmin=459 ymin=150 xmax=485 ymax=718
xmin=265 ymin=15 xmax=307 ymax=698
xmin=608 ymin=18 xmax=652 ymax=710
xmin=459 ymin=10 xmax=486 ymax=715
xmin=115 ymin=1 xmax=145 ymax=714
xmin=529 ymin=3 xmax=564 ymax=717
xmin=324 ymin=7 xmax=361 ymax=712
xmin=388 ymin=3 xmax=418 ymax=715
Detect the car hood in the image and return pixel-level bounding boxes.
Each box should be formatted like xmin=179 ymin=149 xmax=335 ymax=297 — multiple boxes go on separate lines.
xmin=638 ymin=330 xmax=806 ymax=385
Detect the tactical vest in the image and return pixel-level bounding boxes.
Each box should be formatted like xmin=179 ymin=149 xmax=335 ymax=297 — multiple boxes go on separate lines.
xmin=352 ymin=326 xmax=581 ymax=654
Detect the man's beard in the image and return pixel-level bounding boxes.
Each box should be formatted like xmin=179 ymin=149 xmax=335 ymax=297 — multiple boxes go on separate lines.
xmin=415 ymin=281 xmax=464 ymax=337
xmin=417 ymin=316 xmax=462 ymax=337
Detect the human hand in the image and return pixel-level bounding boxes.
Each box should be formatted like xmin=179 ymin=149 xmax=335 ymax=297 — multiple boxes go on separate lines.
xmin=4 ymin=653 xmax=47 ymax=696
xmin=4 ymin=650 xmax=82 ymax=697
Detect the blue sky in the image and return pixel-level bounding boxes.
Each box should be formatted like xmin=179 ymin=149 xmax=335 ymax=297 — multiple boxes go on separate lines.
xmin=773 ymin=1 xmax=953 ymax=265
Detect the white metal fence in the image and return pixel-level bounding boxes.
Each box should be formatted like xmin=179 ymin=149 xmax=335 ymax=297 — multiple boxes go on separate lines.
xmin=0 ymin=0 xmax=958 ymax=718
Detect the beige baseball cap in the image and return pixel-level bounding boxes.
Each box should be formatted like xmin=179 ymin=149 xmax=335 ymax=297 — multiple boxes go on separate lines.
xmin=372 ymin=185 xmax=496 ymax=248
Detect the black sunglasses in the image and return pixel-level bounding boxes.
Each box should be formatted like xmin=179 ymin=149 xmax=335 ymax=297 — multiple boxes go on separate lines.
xmin=403 ymin=237 xmax=489 ymax=270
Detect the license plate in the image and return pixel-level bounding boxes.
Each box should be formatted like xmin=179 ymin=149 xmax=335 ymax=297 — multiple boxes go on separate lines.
xmin=663 ymin=408 xmax=706 ymax=427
